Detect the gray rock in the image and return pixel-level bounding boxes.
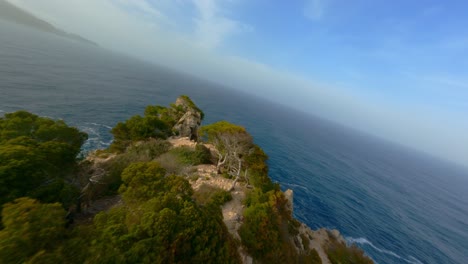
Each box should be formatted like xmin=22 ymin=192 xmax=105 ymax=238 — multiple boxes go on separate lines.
xmin=284 ymin=189 xmax=294 ymax=213
xmin=172 ymin=96 xmax=202 ymax=141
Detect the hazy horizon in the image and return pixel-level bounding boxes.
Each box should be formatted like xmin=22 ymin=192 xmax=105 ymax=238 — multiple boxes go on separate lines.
xmin=4 ymin=0 xmax=468 ymax=167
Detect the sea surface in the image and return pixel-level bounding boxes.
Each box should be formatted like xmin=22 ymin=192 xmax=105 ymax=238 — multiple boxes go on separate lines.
xmin=1 ymin=21 xmax=468 ymax=264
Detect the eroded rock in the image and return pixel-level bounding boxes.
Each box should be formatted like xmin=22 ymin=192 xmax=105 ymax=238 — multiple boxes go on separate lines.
xmin=172 ymin=96 xmax=202 ymax=141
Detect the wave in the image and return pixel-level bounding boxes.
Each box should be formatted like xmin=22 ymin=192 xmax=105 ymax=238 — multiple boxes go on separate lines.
xmin=282 ymin=182 xmax=310 ymax=192
xmin=85 ymin=122 xmax=113 ymax=130
xmin=346 ymin=237 xmax=423 ymax=264
xmin=79 ymin=124 xmax=113 ymax=151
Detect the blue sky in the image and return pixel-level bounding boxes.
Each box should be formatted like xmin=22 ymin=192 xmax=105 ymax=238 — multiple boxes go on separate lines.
xmin=9 ymin=0 xmax=468 ymax=166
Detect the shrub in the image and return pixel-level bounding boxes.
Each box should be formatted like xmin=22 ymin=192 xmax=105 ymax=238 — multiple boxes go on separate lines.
xmin=326 ymin=235 xmax=373 ymax=264
xmin=99 ymin=139 xmax=171 ymax=194
xmin=0 ymin=198 xmax=66 ymax=263
xmin=193 ymin=184 xmax=232 ymax=206
xmin=0 ymin=111 xmax=87 ymax=207
xmin=155 ymin=152 xmax=186 ymax=175
xmin=169 ymin=144 xmax=212 ymax=165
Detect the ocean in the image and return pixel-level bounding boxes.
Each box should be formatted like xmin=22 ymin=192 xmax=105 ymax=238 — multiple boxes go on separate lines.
xmin=1 ymin=20 xmax=468 ymax=264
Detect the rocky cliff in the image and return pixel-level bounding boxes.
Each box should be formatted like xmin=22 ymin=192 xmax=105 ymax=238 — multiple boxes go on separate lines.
xmin=172 ymin=96 xmax=202 ymax=141
xmin=79 ymin=96 xmax=373 ymax=264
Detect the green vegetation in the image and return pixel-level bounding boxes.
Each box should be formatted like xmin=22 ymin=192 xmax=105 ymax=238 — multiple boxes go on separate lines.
xmin=110 ymin=113 xmax=172 ymax=152
xmin=101 ymin=139 xmax=171 ymax=194
xmin=179 ymin=95 xmax=205 ymax=120
xmin=89 ymin=162 xmax=240 ymax=263
xmin=326 ymin=234 xmax=374 ymax=264
xmin=193 ymin=184 xmax=232 ymax=206
xmin=0 ymin=111 xmax=87 ymax=207
xmin=200 ymin=121 xmax=253 ymax=181
xmin=169 ymin=144 xmax=212 ymax=165
xmin=0 ymin=198 xmax=66 ymax=263
xmin=200 ymin=120 xmax=319 ymax=263
xmin=0 ymin=96 xmax=373 ymax=264
xmin=110 ymin=96 xmax=204 ymax=152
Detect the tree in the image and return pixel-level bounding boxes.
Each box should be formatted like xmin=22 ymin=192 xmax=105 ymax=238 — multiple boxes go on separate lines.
xmin=0 ymin=111 xmax=87 ymax=207
xmin=0 ymin=111 xmax=87 ymax=154
xmin=239 ymin=189 xmax=300 ymax=263
xmin=88 ymin=161 xmax=241 ymax=263
xmin=0 ymin=198 xmax=66 ymax=263
xmin=243 ymin=145 xmax=275 ymax=191
xmin=200 ymin=121 xmax=253 ymax=187
xmin=110 ymin=96 xmax=203 ymax=152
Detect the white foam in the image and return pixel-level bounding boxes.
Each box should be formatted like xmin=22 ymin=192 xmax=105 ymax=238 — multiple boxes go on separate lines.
xmin=85 ymin=122 xmax=113 ymax=129
xmin=99 ymin=141 xmax=111 ymax=146
xmin=283 ymin=182 xmax=310 ymax=192
xmin=346 ymin=237 xmax=423 ymax=264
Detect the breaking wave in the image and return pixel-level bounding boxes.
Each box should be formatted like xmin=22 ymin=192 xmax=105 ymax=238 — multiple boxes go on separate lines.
xmin=346 ymin=237 xmax=423 ymax=264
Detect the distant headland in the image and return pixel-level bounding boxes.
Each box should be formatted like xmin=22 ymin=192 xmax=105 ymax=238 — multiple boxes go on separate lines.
xmin=0 ymin=0 xmax=97 ymax=46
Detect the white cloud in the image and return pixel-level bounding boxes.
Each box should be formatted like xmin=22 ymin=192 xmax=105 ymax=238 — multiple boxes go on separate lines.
xmin=303 ymin=0 xmax=327 ymax=21
xmin=115 ymin=0 xmax=164 ymax=18
xmin=192 ymin=0 xmax=251 ymax=48
xmin=5 ymin=0 xmax=468 ymax=167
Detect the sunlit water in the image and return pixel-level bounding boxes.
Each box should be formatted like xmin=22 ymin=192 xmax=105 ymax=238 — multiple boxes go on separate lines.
xmin=1 ymin=21 xmax=468 ymax=264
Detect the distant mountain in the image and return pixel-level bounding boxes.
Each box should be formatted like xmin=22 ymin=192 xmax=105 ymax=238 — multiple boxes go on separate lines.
xmin=0 ymin=0 xmax=97 ymax=46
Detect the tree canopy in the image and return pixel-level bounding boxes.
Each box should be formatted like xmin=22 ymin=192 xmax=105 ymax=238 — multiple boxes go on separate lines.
xmin=110 ymin=96 xmax=203 ymax=152
xmin=88 ymin=162 xmax=241 ymax=263
xmin=0 ymin=100 xmax=372 ymax=264
xmin=0 ymin=111 xmax=87 ymax=207
xmin=200 ymin=121 xmax=253 ymax=178
xmin=0 ymin=197 xmax=66 ymax=263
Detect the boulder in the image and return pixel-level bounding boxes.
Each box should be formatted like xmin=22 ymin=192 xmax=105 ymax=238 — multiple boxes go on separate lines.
xmin=172 ymin=96 xmax=202 ymax=141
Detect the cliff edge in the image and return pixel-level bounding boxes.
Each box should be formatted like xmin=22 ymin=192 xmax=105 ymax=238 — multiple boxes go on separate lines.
xmin=78 ymin=95 xmax=373 ymax=264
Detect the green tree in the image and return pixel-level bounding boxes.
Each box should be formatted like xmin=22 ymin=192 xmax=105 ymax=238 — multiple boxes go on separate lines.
xmin=110 ymin=96 xmax=203 ymax=152
xmin=89 ymin=161 xmax=240 ymax=263
xmin=200 ymin=121 xmax=253 ymax=182
xmin=0 ymin=198 xmax=66 ymax=263
xmin=0 ymin=111 xmax=87 ymax=207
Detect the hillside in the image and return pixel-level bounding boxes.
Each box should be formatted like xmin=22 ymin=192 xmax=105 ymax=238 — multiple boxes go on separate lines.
xmin=0 ymin=0 xmax=97 ymax=46
xmin=0 ymin=95 xmax=373 ymax=263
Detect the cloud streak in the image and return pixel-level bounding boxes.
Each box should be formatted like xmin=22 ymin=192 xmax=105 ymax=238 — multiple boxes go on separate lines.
xmin=191 ymin=0 xmax=252 ymax=49
xmin=6 ymin=0 xmax=468 ymax=167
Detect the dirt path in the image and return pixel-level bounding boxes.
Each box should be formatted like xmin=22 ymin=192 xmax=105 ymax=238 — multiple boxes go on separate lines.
xmin=167 ymin=137 xmax=197 ymax=148
xmin=221 ymin=185 xmax=246 ymax=240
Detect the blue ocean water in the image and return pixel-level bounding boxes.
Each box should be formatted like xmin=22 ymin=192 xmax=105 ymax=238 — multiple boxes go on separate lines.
xmin=1 ymin=21 xmax=468 ymax=263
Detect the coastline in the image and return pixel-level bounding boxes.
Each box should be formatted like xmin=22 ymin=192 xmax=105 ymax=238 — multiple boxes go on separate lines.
xmin=84 ymin=136 xmax=366 ymax=264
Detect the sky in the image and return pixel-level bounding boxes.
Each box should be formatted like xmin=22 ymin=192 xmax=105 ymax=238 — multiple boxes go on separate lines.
xmin=7 ymin=0 xmax=468 ymax=167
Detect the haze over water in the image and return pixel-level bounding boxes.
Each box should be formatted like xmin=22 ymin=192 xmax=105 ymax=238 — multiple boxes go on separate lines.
xmin=1 ymin=21 xmax=468 ymax=263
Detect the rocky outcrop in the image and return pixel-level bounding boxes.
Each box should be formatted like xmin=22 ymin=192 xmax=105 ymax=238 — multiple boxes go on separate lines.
xmin=284 ymin=189 xmax=294 ymax=213
xmin=172 ymin=96 xmax=202 ymax=141
xmin=173 ymin=111 xmax=201 ymax=140
xmin=292 ymin=224 xmax=347 ymax=264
